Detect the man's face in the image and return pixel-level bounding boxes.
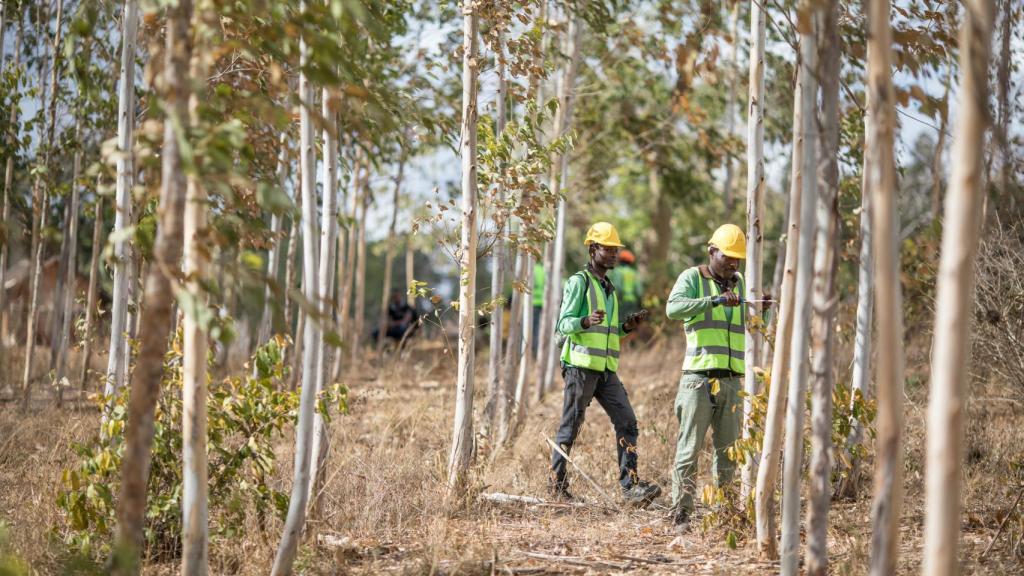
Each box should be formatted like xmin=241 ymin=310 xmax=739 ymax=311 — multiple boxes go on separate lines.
xmin=709 ymin=246 xmax=740 ymax=279
xmin=592 ymin=243 xmax=620 ymax=269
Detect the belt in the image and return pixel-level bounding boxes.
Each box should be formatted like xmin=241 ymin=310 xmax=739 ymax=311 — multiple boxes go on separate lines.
xmin=686 ymin=369 xmax=742 ymax=379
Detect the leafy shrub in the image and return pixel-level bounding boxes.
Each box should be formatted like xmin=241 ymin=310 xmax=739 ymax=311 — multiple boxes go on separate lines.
xmin=55 ymin=335 xmax=347 ymax=563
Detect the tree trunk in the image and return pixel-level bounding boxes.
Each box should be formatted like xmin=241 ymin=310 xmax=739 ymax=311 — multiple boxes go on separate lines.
xmin=866 ymin=0 xmax=906 ymax=573
xmin=931 ymin=73 xmax=951 ymax=222
xmin=22 ymin=0 xmax=65 ymax=410
xmin=741 ymin=0 xmax=767 ymax=502
xmin=55 ymin=117 xmax=83 ymax=407
xmin=447 ymin=0 xmax=479 ymax=495
xmin=271 ymin=7 xmax=321 ymax=570
xmin=922 ymin=2 xmax=994 ymax=575
xmin=308 ymin=86 xmax=339 ymax=518
xmin=996 ymin=0 xmax=1011 ymax=206
xmin=722 ymin=0 xmax=740 ymax=213
xmin=0 ymin=17 xmax=23 ymax=393
xmin=539 ymin=15 xmax=582 ymax=397
xmin=181 ymin=5 xmax=213 ymax=572
xmin=805 ymin=4 xmax=840 ymax=574
xmin=517 ymin=265 xmax=536 ymax=421
xmin=404 ymin=234 xmax=414 ymax=307
xmin=838 ymin=92 xmax=874 ymax=501
xmin=754 ymin=52 xmax=806 ymax=561
xmin=483 ymin=38 xmax=508 ymax=440
xmin=779 ymin=8 xmax=820 ymax=572
xmin=337 ymin=157 xmax=360 ymax=361
xmin=498 ymin=248 xmax=525 ymax=445
xmin=377 ymin=153 xmax=406 ymax=355
xmin=103 ymin=0 xmax=139 ymax=416
xmin=110 ymin=0 xmax=192 ymax=570
xmin=284 ymin=204 xmax=299 ymax=337
xmin=258 ymin=133 xmax=289 ymax=348
xmin=79 ymin=187 xmax=103 ymax=390
xmin=350 ymin=175 xmax=368 ymax=366
xmin=534 ymin=241 xmax=554 ymax=400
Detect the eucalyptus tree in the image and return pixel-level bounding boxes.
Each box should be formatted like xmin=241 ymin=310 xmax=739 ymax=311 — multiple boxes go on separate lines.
xmin=110 ymin=0 xmax=193 ymax=570
xmin=21 ymin=0 xmax=65 ymax=410
xmin=923 ymin=2 xmax=995 ymax=574
xmin=779 ymin=3 xmax=821 ymax=572
xmin=0 ymin=9 xmax=24 ymax=395
xmin=866 ymin=0 xmax=905 ymax=573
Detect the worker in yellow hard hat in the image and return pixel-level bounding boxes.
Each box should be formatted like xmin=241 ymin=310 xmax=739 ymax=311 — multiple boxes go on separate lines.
xmin=664 ymin=223 xmax=753 ymax=533
xmin=549 ymin=222 xmax=660 ymax=507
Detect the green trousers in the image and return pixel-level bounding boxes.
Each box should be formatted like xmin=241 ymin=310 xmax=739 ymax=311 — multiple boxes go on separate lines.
xmin=671 ymin=372 xmax=742 ymax=514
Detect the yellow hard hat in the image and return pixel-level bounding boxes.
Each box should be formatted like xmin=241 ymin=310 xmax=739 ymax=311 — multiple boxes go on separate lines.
xmin=708 ymin=224 xmax=747 ymax=259
xmin=584 ymin=222 xmax=625 ymax=247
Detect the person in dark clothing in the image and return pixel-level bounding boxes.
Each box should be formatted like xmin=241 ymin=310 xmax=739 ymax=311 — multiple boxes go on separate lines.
xmin=373 ymin=291 xmax=417 ymax=342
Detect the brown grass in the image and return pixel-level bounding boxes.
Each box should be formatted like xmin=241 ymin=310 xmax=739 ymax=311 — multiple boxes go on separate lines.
xmin=1 ymin=333 xmax=1023 ymax=575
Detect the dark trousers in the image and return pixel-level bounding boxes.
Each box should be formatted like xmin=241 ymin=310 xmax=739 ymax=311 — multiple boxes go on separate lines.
xmin=551 ymin=366 xmax=640 ymax=491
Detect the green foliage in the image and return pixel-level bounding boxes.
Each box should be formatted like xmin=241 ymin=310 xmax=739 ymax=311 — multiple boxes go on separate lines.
xmin=54 ymin=336 xmax=347 ymax=563
xmin=0 ymin=521 xmax=30 ymax=576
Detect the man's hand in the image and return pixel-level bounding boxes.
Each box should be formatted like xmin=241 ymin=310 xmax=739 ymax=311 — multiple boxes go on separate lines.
xmin=582 ymin=309 xmax=606 ymax=328
xmin=717 ymin=291 xmax=742 ymax=307
xmin=623 ymin=309 xmax=649 ymax=332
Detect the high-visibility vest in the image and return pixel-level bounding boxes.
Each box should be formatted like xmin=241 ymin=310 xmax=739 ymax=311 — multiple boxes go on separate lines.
xmin=682 ymin=267 xmax=746 ymax=374
xmin=561 ymin=270 xmax=621 ymax=372
xmin=532 ymin=263 xmax=546 ymax=307
xmin=616 ymin=266 xmax=639 ymax=304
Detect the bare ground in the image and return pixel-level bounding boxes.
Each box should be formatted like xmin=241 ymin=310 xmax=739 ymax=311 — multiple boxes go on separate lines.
xmin=1 ymin=336 xmax=1023 ymax=575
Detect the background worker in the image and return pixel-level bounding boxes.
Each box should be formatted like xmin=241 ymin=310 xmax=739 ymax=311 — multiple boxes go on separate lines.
xmin=665 ymin=223 xmax=749 ymax=532
xmin=609 ymin=249 xmax=643 ymax=319
xmin=550 ymin=222 xmax=660 ymax=507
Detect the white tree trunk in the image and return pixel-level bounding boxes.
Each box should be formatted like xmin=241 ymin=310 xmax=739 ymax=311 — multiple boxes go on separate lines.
xmin=110 ymin=0 xmax=191 ymax=570
xmin=0 ymin=16 xmax=21 ymax=362
xmin=271 ymin=8 xmax=321 ymax=571
xmin=839 ymin=92 xmax=874 ymax=500
xmin=79 ymin=186 xmax=103 ymax=390
xmin=539 ymin=14 xmax=582 ymax=396
xmin=258 ymin=133 xmax=289 ymax=348
xmin=483 ymin=39 xmax=508 ymax=439
xmin=181 ymin=6 xmax=213 ymax=572
xmin=21 ymin=0 xmax=65 ymax=410
xmin=55 ymin=117 xmax=83 ymax=406
xmin=377 ymin=154 xmax=406 ymax=355
xmin=806 ymin=4 xmax=840 ymax=573
xmin=103 ymin=0 xmax=139 ymax=415
xmin=308 ymin=88 xmax=339 ymax=517
xmin=534 ymin=241 xmax=554 ymax=400
xmin=866 ymin=1 xmax=906 ymax=574
xmin=923 ymin=2 xmax=994 ymax=575
xmin=779 ymin=8 xmax=820 ymax=572
xmin=754 ymin=51 xmax=806 ymax=561
xmin=447 ymin=0 xmax=480 ymax=494
xmin=741 ymin=0 xmax=766 ymax=502
xmin=350 ymin=182 xmax=367 ymax=365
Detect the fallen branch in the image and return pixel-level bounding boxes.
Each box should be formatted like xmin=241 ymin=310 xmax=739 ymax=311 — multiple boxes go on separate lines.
xmin=543 ymin=434 xmax=618 ymax=506
xmin=984 ymin=486 xmax=1024 ymax=556
xmin=523 ymin=551 xmax=629 ymax=570
xmin=480 ymin=492 xmax=583 ymax=508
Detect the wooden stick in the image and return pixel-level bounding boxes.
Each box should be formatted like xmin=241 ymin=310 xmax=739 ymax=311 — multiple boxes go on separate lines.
xmin=984 ymin=486 xmax=1024 ymax=556
xmin=543 ymin=434 xmax=618 ymax=505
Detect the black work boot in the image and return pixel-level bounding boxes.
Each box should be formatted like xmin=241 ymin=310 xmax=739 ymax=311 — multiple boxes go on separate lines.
xmin=671 ymin=507 xmax=691 ymax=534
xmin=549 ymin=478 xmax=577 ymax=502
xmin=622 ymin=480 xmax=661 ymax=508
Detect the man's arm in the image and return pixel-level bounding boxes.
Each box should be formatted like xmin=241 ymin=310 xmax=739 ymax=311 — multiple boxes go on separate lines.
xmin=555 ymin=274 xmax=588 ymax=336
xmin=666 ymin=268 xmax=714 ymax=321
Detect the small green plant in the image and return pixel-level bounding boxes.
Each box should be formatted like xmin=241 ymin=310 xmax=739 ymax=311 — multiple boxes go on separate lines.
xmin=55 ymin=334 xmax=347 ymax=563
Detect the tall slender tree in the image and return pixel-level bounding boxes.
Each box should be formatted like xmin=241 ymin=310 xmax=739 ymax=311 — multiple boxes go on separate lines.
xmin=79 ymin=189 xmax=104 ymax=389
xmin=110 ymin=0 xmax=193 ymax=570
xmin=257 ymin=134 xmax=289 ymax=349
xmin=103 ymin=0 xmax=140 ymax=415
xmin=741 ymin=0 xmax=767 ymax=501
xmin=806 ymin=2 xmax=840 ymax=573
xmin=447 ymin=0 xmax=480 ymax=494
xmin=21 ymin=0 xmax=65 ymax=410
xmin=779 ymin=6 xmax=820 ymax=572
xmin=271 ymin=3 xmax=322 ymax=569
xmin=0 ymin=16 xmax=24 ymax=396
xmin=377 ymin=148 xmax=407 ymax=355
xmin=722 ymin=0 xmax=740 ymax=212
xmin=923 ymin=2 xmax=995 ymax=575
xmin=866 ymin=0 xmax=905 ymax=573
xmin=754 ymin=52 xmax=806 ymax=562
xmin=55 ymin=118 xmax=83 ymax=406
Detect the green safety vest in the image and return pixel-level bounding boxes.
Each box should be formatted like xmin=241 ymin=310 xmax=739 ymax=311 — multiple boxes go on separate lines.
xmin=616 ymin=266 xmax=639 ymax=304
xmin=561 ymin=271 xmax=621 ymax=372
xmin=532 ymin=263 xmax=546 ymax=307
xmin=682 ymin=267 xmax=746 ymax=374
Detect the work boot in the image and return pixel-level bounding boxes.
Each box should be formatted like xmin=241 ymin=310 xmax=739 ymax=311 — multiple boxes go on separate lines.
xmin=622 ymin=480 xmax=661 ymax=508
xmin=549 ymin=479 xmax=577 ymax=503
xmin=671 ymin=507 xmax=691 ymax=534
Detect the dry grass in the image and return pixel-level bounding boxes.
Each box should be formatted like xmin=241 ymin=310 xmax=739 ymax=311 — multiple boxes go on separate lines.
xmin=1 ymin=334 xmax=1023 ymax=574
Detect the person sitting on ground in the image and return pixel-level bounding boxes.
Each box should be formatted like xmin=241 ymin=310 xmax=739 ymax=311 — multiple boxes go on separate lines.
xmin=372 ymin=291 xmax=417 ymax=343
xmin=549 ymin=221 xmax=661 ymax=507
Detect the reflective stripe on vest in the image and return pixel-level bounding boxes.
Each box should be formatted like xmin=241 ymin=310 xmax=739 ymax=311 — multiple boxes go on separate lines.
xmin=561 ymin=270 xmax=621 ymax=372
xmin=682 ymin=269 xmax=746 ymax=374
